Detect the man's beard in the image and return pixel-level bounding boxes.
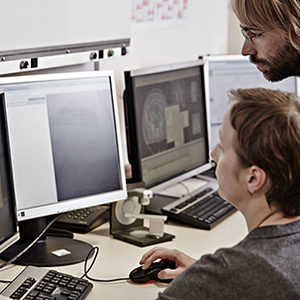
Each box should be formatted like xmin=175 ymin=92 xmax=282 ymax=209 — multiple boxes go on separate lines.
xmin=250 ymin=42 xmax=300 ymax=82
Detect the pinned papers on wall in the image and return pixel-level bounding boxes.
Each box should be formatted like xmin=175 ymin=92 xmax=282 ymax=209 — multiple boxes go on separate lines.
xmin=131 ymin=0 xmax=188 ymax=32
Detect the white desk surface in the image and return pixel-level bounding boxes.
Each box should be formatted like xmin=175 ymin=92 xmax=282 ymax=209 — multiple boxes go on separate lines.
xmin=0 ymin=211 xmax=248 ymax=300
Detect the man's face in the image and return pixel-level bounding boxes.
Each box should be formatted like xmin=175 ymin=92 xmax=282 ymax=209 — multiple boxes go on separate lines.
xmin=210 ymin=110 xmax=248 ymax=206
xmin=241 ymin=27 xmax=300 ymax=82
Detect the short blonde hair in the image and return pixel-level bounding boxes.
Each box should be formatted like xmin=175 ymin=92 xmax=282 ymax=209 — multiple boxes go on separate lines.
xmin=231 ymin=0 xmax=300 ymax=52
xmin=229 ymin=88 xmax=300 ymax=216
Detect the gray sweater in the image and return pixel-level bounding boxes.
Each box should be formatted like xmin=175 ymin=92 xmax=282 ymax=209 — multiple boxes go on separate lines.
xmin=156 ymin=220 xmax=300 ymax=300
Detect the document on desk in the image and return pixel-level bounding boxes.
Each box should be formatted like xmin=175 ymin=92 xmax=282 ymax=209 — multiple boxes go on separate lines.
xmin=157 ymin=178 xmax=208 ymax=198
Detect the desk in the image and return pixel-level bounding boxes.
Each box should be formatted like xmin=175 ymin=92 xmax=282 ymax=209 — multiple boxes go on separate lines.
xmin=0 ymin=212 xmax=248 ymax=300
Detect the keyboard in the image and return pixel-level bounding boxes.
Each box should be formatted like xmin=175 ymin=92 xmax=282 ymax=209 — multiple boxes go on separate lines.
xmin=1 ymin=265 xmax=93 ymax=300
xmin=161 ymin=186 xmax=236 ymax=230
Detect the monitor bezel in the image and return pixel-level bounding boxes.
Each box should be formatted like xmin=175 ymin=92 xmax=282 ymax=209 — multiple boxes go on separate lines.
xmin=124 ymin=59 xmax=214 ymax=193
xmin=0 ymin=96 xmax=19 ymax=253
xmin=0 ymin=231 xmax=20 ymax=254
xmin=0 ymin=70 xmax=127 ymax=222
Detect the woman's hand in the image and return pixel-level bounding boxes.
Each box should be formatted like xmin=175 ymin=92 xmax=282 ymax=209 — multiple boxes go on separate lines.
xmin=139 ymin=246 xmax=197 ymax=280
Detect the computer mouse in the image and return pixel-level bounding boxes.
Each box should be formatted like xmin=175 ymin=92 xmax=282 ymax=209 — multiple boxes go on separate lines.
xmin=129 ymin=260 xmax=176 ymax=283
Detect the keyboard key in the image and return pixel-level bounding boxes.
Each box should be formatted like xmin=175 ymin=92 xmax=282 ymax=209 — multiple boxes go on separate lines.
xmin=214 ymin=207 xmax=231 ymax=218
xmin=185 ymin=196 xmax=198 ymax=204
xmin=175 ymin=202 xmax=189 ymax=209
xmin=194 ymin=188 xmax=213 ymax=198
xmin=75 ymin=284 xmax=87 ymax=292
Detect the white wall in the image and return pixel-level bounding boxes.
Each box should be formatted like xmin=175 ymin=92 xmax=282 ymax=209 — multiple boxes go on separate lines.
xmin=227 ymin=3 xmax=244 ymax=54
xmin=100 ymin=0 xmax=232 ymax=92
xmin=0 ymin=0 xmax=131 ymax=62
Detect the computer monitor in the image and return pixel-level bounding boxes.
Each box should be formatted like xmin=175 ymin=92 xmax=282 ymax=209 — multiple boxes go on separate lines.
xmin=0 ymin=71 xmax=127 ymax=266
xmin=203 ymin=54 xmax=299 ymax=150
xmin=0 ymin=100 xmax=19 ymax=255
xmin=124 ymin=60 xmax=213 ymax=193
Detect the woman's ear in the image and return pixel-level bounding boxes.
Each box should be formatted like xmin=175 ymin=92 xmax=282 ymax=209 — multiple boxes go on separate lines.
xmin=247 ymin=165 xmax=268 ymax=194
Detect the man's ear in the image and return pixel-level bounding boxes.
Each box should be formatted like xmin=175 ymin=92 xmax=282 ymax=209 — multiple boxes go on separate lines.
xmin=247 ymin=165 xmax=268 ymax=194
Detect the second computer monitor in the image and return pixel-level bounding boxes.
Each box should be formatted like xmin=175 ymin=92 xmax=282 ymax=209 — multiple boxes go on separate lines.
xmin=0 ymin=102 xmax=19 ymax=254
xmin=124 ymin=60 xmax=212 ymax=192
xmin=203 ymin=54 xmax=298 ymax=149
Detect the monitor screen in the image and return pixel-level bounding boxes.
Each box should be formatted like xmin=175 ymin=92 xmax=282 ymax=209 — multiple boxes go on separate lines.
xmin=1 ymin=71 xmax=127 ymax=221
xmin=124 ymin=60 xmax=213 ymax=192
xmin=0 ymin=71 xmax=127 ymax=266
xmin=203 ymin=54 xmax=299 ymax=149
xmin=0 ymin=101 xmax=19 ymax=254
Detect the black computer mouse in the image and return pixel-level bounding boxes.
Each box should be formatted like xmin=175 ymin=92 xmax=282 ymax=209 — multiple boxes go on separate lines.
xmin=129 ymin=260 xmax=176 ymax=283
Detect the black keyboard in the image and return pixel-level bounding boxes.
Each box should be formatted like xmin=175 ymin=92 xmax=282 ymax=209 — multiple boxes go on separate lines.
xmin=1 ymin=266 xmax=93 ymax=300
xmin=161 ymin=188 xmax=236 ymax=230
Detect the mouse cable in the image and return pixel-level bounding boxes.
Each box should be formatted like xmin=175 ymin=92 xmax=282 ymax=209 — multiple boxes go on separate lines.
xmin=81 ymin=246 xmax=129 ymax=282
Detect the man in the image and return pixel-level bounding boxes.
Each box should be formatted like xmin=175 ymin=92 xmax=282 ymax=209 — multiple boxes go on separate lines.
xmin=231 ymin=0 xmax=300 ymax=82
xmin=139 ymin=88 xmax=300 ymax=299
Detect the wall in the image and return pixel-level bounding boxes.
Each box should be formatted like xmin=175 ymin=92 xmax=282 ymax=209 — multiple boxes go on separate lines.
xmin=0 ymin=0 xmax=131 ymax=61
xmin=100 ymin=0 xmax=232 ymax=90
xmin=227 ymin=4 xmax=244 ymax=54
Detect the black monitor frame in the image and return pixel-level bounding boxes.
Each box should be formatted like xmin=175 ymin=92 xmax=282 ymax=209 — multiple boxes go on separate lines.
xmin=124 ymin=59 xmax=213 ymax=192
xmin=0 ymin=98 xmax=19 ymax=255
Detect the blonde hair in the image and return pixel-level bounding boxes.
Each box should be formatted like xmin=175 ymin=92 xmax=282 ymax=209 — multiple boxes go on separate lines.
xmin=231 ymin=0 xmax=300 ymax=52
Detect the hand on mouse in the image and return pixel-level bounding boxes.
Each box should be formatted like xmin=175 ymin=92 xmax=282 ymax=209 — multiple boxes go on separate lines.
xmin=139 ymin=246 xmax=197 ymax=280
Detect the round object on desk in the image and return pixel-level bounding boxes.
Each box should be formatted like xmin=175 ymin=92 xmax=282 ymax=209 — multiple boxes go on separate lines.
xmin=115 ymin=197 xmax=142 ymax=225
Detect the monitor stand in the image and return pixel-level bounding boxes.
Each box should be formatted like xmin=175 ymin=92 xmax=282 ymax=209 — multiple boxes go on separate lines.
xmin=0 ymin=217 xmax=94 ymax=267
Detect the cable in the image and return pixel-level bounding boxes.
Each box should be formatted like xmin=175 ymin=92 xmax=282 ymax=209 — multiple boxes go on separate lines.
xmin=0 ymin=215 xmax=60 ymax=269
xmin=81 ymin=246 xmax=129 ymax=282
xmin=179 ymin=181 xmax=193 ymax=197
xmin=0 ymin=279 xmax=11 ymax=283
